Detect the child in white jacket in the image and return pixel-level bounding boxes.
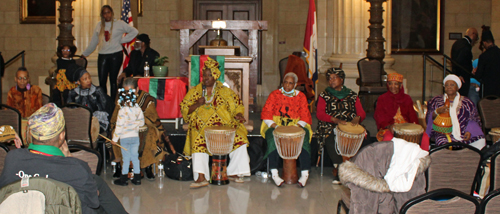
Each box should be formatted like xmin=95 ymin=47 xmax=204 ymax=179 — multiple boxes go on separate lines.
xmin=112 ymin=88 xmax=144 ymax=186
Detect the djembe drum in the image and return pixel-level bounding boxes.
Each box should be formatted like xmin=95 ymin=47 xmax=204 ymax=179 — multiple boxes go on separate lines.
xmin=489 ymin=127 xmax=500 ymax=143
xmin=393 ymin=123 xmax=424 ymax=144
xmin=335 ymin=123 xmax=366 ymax=161
xmin=205 ymin=126 xmax=236 ymax=185
xmin=273 ymin=126 xmax=306 ymax=184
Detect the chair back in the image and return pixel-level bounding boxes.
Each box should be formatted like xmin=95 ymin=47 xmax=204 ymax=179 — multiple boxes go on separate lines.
xmin=42 ymin=93 xmax=50 ymax=105
xmin=489 ymin=151 xmax=500 ymax=192
xmin=74 ymin=55 xmax=88 ymax=69
xmin=478 ymin=96 xmax=500 ymax=138
xmin=278 ymin=54 xmax=309 ymax=84
xmin=482 ymin=189 xmax=500 ymax=214
xmin=427 ymin=143 xmax=482 ymax=194
xmin=68 ymin=144 xmax=102 ymax=175
xmin=357 ymin=57 xmax=383 ymax=85
xmin=62 ymin=103 xmax=94 ymax=148
xmin=0 ymin=144 xmax=9 ymax=173
xmin=400 ymin=188 xmax=480 ymax=214
xmin=0 ymin=105 xmax=22 ymax=136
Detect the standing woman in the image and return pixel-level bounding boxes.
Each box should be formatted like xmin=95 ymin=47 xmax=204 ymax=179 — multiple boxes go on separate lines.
xmin=82 ymin=5 xmax=138 ymax=102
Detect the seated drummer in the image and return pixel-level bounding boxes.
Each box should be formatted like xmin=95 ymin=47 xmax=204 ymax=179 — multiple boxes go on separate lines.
xmin=315 ymin=68 xmax=367 ymax=185
xmin=66 ymin=64 xmax=113 ymax=131
xmin=261 ymin=72 xmax=312 ymax=187
xmin=110 ymin=77 xmax=168 ymax=180
xmin=7 ymin=67 xmax=43 ymax=118
xmin=374 ymin=73 xmax=419 ymax=141
xmin=180 ymin=57 xmax=250 ymax=189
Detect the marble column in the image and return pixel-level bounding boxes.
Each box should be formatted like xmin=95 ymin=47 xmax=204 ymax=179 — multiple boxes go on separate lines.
xmin=319 ymin=0 xmax=395 ymax=93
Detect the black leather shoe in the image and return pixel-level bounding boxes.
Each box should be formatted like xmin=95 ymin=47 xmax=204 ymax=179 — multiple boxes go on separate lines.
xmin=145 ymin=166 xmax=155 ymax=180
xmin=113 ymin=164 xmax=122 ymax=178
xmin=131 ymin=174 xmax=141 ymax=185
xmin=113 ymin=175 xmax=129 ymax=186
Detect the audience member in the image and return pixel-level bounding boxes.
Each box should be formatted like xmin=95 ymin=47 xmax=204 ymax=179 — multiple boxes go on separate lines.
xmin=474 ymin=25 xmax=500 ymax=97
xmin=119 ymin=34 xmax=160 ymax=82
xmin=66 ymin=64 xmax=113 ymax=131
xmin=52 ymin=44 xmax=78 ymax=107
xmin=451 ymin=28 xmax=478 ymax=97
xmin=0 ymin=103 xmax=127 ymax=214
xmin=7 ymin=67 xmax=42 ymax=118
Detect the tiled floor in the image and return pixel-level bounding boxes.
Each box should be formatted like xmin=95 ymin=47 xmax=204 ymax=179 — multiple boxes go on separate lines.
xmin=104 ymin=167 xmax=342 ymax=214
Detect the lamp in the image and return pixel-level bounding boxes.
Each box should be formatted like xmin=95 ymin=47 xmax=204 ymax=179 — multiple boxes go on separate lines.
xmin=210 ymin=19 xmax=228 ymax=46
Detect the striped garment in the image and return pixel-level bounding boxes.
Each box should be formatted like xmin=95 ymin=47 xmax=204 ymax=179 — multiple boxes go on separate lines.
xmin=112 ymin=105 xmax=144 ymax=142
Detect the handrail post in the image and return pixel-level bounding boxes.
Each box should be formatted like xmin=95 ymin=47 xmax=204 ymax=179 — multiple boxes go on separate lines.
xmin=443 ymin=57 xmax=447 ymax=89
xmin=423 ymin=54 xmax=426 ymax=101
xmin=22 ymin=52 xmax=25 ymax=67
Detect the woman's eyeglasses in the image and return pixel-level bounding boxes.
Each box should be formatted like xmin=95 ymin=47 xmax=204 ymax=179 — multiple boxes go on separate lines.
xmin=62 ymin=49 xmax=71 ymax=52
xmin=17 ymin=77 xmax=28 ymax=80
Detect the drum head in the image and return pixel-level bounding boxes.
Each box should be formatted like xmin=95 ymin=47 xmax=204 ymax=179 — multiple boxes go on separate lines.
xmin=393 ymin=123 xmax=424 ymax=133
xmin=338 ymin=123 xmax=365 ymax=135
xmin=274 ymin=126 xmax=304 ymax=136
xmin=491 ymin=127 xmax=500 ymax=134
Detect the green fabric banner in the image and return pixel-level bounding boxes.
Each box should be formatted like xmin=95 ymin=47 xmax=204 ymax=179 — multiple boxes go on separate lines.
xmin=190 ymin=55 xmax=200 ymax=87
xmin=149 ymin=78 xmax=158 ymax=98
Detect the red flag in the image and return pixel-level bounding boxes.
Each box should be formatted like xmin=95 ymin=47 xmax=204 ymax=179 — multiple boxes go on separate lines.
xmin=119 ymin=0 xmax=135 ymax=77
xmin=303 ymin=0 xmax=317 ymax=86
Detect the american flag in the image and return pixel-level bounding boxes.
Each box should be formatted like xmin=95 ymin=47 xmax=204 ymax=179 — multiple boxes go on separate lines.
xmin=118 ymin=0 xmax=135 ymax=77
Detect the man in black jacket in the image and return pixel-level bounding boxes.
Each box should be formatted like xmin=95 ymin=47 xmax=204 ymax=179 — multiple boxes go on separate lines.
xmin=450 ymin=28 xmax=478 ymax=96
xmin=474 ymin=26 xmax=500 ymax=97
xmin=119 ymin=34 xmax=160 ymax=82
xmin=0 ymin=104 xmax=127 ymax=214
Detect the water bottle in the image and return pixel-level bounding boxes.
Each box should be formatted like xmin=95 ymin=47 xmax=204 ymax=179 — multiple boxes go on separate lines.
xmin=144 ymin=61 xmax=150 ymax=77
xmin=111 ymin=162 xmax=116 ymax=174
xmin=261 ymin=172 xmax=269 ymax=178
xmin=158 ymin=163 xmax=164 ymax=177
xmin=255 ymin=171 xmax=262 ymax=177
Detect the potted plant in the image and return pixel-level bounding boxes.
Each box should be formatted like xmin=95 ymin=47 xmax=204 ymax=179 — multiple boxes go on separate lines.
xmin=153 ymin=56 xmax=169 ymax=77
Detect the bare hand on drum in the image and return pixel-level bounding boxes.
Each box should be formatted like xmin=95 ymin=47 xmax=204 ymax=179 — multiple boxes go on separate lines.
xmin=463 ymin=132 xmax=471 ymax=141
xmin=387 ymin=124 xmax=395 ymax=134
xmin=351 ymin=116 xmax=361 ymax=126
xmin=234 ymin=113 xmax=246 ymax=123
xmin=271 ymin=123 xmax=278 ymax=128
xmin=331 ymin=117 xmax=347 ymax=125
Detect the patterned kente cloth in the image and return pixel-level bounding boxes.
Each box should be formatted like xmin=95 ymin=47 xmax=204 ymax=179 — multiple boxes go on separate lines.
xmin=55 ymin=69 xmax=78 ymax=92
xmin=260 ymin=89 xmax=312 ymax=158
xmin=316 ymin=89 xmax=358 ymax=137
xmin=181 ymin=81 xmax=248 ymax=156
xmin=111 ymin=90 xmax=166 ymax=168
xmin=425 ymin=95 xmax=484 ymax=146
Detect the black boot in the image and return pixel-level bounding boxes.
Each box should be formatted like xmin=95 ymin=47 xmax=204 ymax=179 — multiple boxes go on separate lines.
xmin=131 ymin=173 xmax=141 ymax=185
xmin=113 ymin=174 xmax=129 ymax=186
xmin=113 ymin=163 xmax=122 ymax=178
xmin=145 ymin=165 xmax=155 ymax=180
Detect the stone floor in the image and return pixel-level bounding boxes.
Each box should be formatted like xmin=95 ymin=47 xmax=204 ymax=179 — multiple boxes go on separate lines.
xmin=103 ymin=166 xmax=342 ymax=214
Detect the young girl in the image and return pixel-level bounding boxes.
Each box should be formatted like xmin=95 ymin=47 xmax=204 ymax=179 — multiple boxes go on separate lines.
xmin=111 ymin=88 xmax=145 ymax=186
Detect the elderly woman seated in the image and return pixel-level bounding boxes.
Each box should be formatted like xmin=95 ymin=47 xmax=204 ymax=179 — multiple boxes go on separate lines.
xmin=374 ymin=73 xmax=419 ymax=141
xmin=426 ymin=74 xmax=485 ymax=149
xmin=316 ymin=68 xmax=369 ymax=184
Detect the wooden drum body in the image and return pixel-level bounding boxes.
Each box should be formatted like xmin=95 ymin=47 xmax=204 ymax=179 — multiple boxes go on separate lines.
xmin=335 ymin=123 xmax=366 ymax=160
xmin=205 ymin=126 xmax=236 ymax=185
xmin=393 ymin=123 xmax=424 ymax=144
xmin=273 ymin=126 xmax=305 ymax=184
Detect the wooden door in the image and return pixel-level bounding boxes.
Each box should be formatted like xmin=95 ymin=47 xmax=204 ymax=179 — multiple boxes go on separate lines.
xmin=194 ymin=0 xmax=262 ymax=102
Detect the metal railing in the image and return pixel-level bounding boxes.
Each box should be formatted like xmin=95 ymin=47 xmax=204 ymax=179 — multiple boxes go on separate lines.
xmin=4 ymin=50 xmax=26 ymax=68
xmin=422 ymin=53 xmax=477 ymax=101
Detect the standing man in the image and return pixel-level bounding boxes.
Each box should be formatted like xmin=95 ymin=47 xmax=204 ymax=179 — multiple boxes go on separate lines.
xmin=474 ymin=26 xmax=500 ymax=97
xmin=118 ymin=34 xmax=160 ymax=82
xmin=450 ymin=28 xmax=478 ymax=97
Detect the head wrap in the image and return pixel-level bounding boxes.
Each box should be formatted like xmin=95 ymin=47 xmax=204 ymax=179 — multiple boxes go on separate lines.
xmin=28 ymin=103 xmax=65 ymax=141
xmin=481 ymin=25 xmax=495 ymax=43
xmin=203 ymin=57 xmax=221 ymax=80
xmin=326 ymin=67 xmax=345 ymax=80
xmin=387 ymin=73 xmax=403 ymax=83
xmin=136 ymin=34 xmax=151 ymax=46
xmin=66 ymin=64 xmax=88 ymax=82
xmin=443 ymin=74 xmax=462 ymax=89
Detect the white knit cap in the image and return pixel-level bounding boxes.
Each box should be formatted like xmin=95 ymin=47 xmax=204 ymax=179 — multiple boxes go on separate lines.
xmin=443 ymin=74 xmax=462 ymax=89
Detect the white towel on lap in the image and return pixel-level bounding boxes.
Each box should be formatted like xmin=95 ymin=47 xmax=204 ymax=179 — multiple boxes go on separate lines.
xmin=384 ymin=138 xmax=429 ymax=192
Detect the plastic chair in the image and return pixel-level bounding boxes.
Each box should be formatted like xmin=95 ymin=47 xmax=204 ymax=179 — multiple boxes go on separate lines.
xmin=477 ymin=96 xmax=500 ymax=142
xmin=489 ymin=150 xmax=500 ymax=192
xmin=357 ymin=57 xmax=387 ymax=96
xmin=481 ymin=188 xmax=500 ymax=214
xmin=42 ymin=93 xmax=50 ymax=105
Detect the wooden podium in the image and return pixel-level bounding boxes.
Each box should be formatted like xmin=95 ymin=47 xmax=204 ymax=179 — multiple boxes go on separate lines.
xmin=186 ymin=56 xmax=253 ymax=131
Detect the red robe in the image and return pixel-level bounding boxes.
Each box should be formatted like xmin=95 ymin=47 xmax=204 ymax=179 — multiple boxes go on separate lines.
xmin=374 ymin=88 xmax=418 ymax=130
